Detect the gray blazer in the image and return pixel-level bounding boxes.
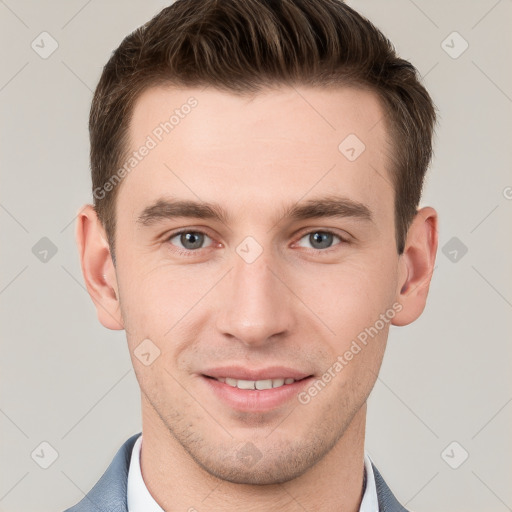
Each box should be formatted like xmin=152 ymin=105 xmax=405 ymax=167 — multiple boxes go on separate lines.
xmin=63 ymin=432 xmax=409 ymax=512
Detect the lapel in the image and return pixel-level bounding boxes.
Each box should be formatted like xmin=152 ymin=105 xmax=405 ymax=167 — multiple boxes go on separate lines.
xmin=64 ymin=433 xmax=409 ymax=512
xmin=372 ymin=462 xmax=410 ymax=512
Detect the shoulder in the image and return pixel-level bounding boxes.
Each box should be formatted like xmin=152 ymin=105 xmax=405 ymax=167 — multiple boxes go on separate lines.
xmin=62 ymin=432 xmax=141 ymax=512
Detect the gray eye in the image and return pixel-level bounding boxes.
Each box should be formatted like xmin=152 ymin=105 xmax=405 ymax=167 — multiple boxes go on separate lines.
xmin=169 ymin=231 xmax=212 ymax=250
xmin=298 ymin=231 xmax=340 ymax=250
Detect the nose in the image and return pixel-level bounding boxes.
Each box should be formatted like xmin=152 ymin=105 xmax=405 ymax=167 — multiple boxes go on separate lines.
xmin=215 ymin=251 xmax=295 ymax=348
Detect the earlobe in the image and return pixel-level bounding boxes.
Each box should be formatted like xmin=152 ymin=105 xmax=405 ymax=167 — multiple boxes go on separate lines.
xmin=392 ymin=206 xmax=438 ymax=327
xmin=75 ymin=204 xmax=124 ymax=330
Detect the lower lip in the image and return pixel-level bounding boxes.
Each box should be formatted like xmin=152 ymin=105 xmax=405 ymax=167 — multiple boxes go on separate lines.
xmin=200 ymin=375 xmax=314 ymax=412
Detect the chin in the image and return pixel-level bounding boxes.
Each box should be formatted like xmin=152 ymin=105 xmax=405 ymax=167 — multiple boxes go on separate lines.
xmin=202 ymin=460 xmax=310 ymax=486
xmin=189 ymin=437 xmax=331 ymax=486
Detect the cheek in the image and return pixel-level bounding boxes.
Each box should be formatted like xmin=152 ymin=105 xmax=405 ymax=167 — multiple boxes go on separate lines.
xmin=118 ymin=254 xmax=183 ymax=321
xmin=118 ymin=260 xmax=213 ymax=364
xmin=295 ymin=255 xmax=397 ymax=345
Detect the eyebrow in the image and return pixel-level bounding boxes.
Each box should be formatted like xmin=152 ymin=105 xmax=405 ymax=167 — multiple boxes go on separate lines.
xmin=136 ymin=195 xmax=373 ymax=227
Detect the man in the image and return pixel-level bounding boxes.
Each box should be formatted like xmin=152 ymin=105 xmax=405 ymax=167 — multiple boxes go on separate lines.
xmin=66 ymin=0 xmax=438 ymax=510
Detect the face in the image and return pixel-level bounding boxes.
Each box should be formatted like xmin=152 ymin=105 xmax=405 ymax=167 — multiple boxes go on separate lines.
xmin=103 ymin=85 xmax=407 ymax=483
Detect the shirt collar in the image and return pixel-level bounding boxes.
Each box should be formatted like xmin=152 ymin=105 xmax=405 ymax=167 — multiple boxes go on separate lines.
xmin=360 ymin=451 xmax=379 ymax=512
xmin=127 ymin=434 xmax=164 ymax=512
xmin=127 ymin=434 xmax=379 ymax=512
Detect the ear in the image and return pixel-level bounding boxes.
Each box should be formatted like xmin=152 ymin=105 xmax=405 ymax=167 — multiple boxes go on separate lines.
xmin=392 ymin=206 xmax=438 ymax=326
xmin=75 ymin=204 xmax=124 ymax=330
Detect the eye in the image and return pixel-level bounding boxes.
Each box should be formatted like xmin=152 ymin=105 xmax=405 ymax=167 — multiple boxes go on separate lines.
xmin=295 ymin=230 xmax=345 ymax=251
xmin=167 ymin=230 xmax=214 ymax=252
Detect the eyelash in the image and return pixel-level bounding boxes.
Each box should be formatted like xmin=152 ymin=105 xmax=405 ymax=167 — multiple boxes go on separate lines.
xmin=165 ymin=228 xmax=349 ymax=257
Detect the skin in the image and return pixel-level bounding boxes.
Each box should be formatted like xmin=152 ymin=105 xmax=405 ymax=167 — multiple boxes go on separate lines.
xmin=76 ymin=85 xmax=438 ymax=511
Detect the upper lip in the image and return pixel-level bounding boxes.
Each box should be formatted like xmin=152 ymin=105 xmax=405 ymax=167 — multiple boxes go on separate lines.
xmin=202 ymin=366 xmax=313 ymax=381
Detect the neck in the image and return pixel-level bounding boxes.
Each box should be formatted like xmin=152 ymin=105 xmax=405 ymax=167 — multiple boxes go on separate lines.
xmin=140 ymin=398 xmax=367 ymax=512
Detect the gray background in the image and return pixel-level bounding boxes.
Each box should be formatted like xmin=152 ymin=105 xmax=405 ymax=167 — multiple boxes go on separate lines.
xmin=1 ymin=0 xmax=511 ymax=511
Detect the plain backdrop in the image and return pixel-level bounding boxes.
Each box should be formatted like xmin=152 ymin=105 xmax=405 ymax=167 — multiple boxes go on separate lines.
xmin=0 ymin=1 xmax=511 ymax=511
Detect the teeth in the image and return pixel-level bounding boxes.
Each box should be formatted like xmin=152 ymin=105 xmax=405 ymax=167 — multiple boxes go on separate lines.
xmin=237 ymin=379 xmax=257 ymax=390
xmin=218 ymin=377 xmax=297 ymax=390
xmin=255 ymin=379 xmax=273 ymax=390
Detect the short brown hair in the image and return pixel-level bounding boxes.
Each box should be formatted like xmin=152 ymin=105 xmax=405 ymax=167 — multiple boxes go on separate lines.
xmin=90 ymin=0 xmax=436 ymax=263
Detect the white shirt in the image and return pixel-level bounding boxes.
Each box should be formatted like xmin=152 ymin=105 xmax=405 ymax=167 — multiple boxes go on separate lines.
xmin=127 ymin=434 xmax=379 ymax=511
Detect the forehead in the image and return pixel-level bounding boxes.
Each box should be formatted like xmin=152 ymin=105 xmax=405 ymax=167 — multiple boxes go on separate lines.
xmin=129 ymin=84 xmax=388 ymax=152
xmin=119 ymin=84 xmax=393 ymax=225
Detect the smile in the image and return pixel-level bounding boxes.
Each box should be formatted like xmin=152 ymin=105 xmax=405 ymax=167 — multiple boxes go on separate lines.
xmin=209 ymin=376 xmax=299 ymax=390
xmin=201 ymin=373 xmax=314 ymax=412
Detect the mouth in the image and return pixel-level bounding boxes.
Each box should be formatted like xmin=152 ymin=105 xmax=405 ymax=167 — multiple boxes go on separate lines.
xmin=199 ymin=368 xmax=314 ymax=412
